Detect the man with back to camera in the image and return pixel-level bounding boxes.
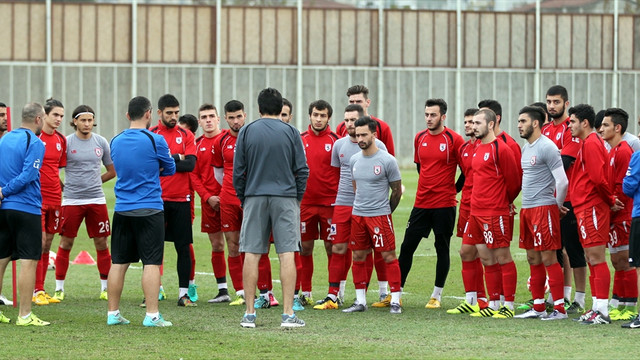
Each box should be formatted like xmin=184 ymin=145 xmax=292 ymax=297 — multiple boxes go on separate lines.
xmin=234 ymin=87 xmax=308 ymax=328
xmin=0 ymin=101 xmax=13 ymax=307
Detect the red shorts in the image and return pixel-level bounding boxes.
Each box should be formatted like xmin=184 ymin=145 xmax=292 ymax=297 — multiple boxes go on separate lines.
xmin=60 ymin=204 xmax=111 ymax=238
xmin=575 ymin=203 xmax=610 ymax=248
xmin=519 ymin=205 xmax=561 ymax=251
xmin=220 ymin=203 xmax=242 ymax=232
xmin=331 ymin=205 xmax=353 ymax=244
xmin=200 ymin=200 xmax=222 ymax=233
xmin=300 ymin=205 xmax=333 ymax=241
xmin=463 ymin=214 xmax=512 ymax=249
xmin=457 ymin=207 xmax=470 ymax=238
xmin=609 ymin=220 xmax=630 ymax=249
xmin=41 ymin=204 xmax=61 ymax=234
xmin=349 ymin=214 xmax=396 ymax=252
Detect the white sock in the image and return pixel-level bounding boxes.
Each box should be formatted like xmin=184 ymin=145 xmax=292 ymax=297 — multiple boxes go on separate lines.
xmin=489 ymin=300 xmax=500 ymax=310
xmin=218 ymin=282 xmax=227 ymax=290
xmin=189 ymin=279 xmax=195 ymax=286
xmin=302 ymin=291 xmax=311 ymax=298
xmin=378 ymin=281 xmax=388 ymax=296
xmin=598 ymin=299 xmax=609 ymax=316
xmin=179 ymin=287 xmax=188 ymax=298
xmin=146 ymin=312 xmax=159 ymax=319
xmin=431 ymin=286 xmax=443 ymax=301
xmin=327 ymin=294 xmax=337 ymax=302
xmin=21 ymin=312 xmax=32 ymax=319
xmin=564 ymin=286 xmax=572 ymax=300
xmin=504 ymin=301 xmax=514 ymax=310
xmin=55 ymin=280 xmax=65 ymax=291
xmin=339 ymin=280 xmax=346 ymax=298
xmin=465 ymin=291 xmax=478 ymax=306
xmin=107 ymin=310 xmax=119 ymax=317
xmin=575 ymin=291 xmax=586 ymax=307
xmin=355 ymin=289 xmax=367 ymax=305
xmin=100 ymin=279 xmax=108 ymax=292
xmin=391 ymin=291 xmax=401 ymax=304
xmin=261 ymin=292 xmax=269 ymax=300
xmin=237 ymin=290 xmax=245 ymax=297
xmin=500 ymin=295 xmax=505 ymax=305
xmin=609 ymin=298 xmax=619 ymax=308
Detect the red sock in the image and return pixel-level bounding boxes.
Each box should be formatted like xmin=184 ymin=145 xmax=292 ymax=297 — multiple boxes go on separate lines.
xmin=546 ymin=262 xmax=565 ymax=313
xmin=295 ymin=252 xmax=302 ymax=291
xmin=461 ymin=260 xmax=477 ymax=293
xmin=35 ymin=253 xmax=48 ymax=292
xmin=96 ymin=248 xmax=111 ymax=280
xmin=588 ymin=263 xmax=596 ymax=298
xmin=300 ymin=254 xmax=314 ymax=293
xmin=385 ymin=259 xmax=401 ymax=293
xmin=228 ymin=255 xmax=244 ymax=292
xmin=484 ymin=263 xmax=501 ymax=301
xmin=328 ymin=253 xmax=345 ymax=297
xmin=211 ymin=251 xmax=226 ymax=279
xmin=529 ymin=263 xmax=546 ymax=312
xmin=500 ymin=261 xmax=517 ymax=302
xmin=352 ymin=260 xmax=367 ymax=290
xmin=342 ymin=249 xmax=352 ymax=281
xmin=160 ymin=261 xmax=164 ymax=276
xmin=257 ymin=254 xmax=271 ymax=291
xmin=474 ymin=258 xmax=486 ymax=299
xmin=374 ymin=251 xmax=387 ymax=282
xmin=55 ymin=247 xmax=71 ymax=281
xmin=189 ymin=244 xmax=196 ymax=281
xmin=365 ymin=252 xmax=374 ymax=285
xmin=593 ymin=262 xmax=611 ymax=301
xmin=625 ymin=268 xmax=638 ymax=299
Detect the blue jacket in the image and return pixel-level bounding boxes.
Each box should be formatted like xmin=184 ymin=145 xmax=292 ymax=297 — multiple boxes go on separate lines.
xmin=622 ymin=151 xmax=640 ymax=218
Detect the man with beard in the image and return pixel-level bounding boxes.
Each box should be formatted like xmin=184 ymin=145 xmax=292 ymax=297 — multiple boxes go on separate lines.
xmin=0 ymin=103 xmax=7 ymax=138
xmin=398 ymin=98 xmax=464 ymax=309
xmin=149 ymin=94 xmax=197 ymax=307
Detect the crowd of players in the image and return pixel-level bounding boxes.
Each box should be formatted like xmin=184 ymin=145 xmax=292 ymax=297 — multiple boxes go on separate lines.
xmin=1 ymin=83 xmax=640 ymax=329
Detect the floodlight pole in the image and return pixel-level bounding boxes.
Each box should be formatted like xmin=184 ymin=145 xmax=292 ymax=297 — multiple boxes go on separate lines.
xmin=46 ymin=0 xmax=52 ymax=98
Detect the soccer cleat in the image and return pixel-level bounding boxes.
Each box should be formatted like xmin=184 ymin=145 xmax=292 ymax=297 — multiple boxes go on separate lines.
xmin=44 ymin=292 xmax=60 ymax=304
xmin=446 ymin=301 xmax=480 ymax=315
xmin=477 ymin=298 xmax=489 ymax=309
xmin=337 ymin=296 xmax=344 ymax=306
xmin=566 ymin=301 xmax=584 ymax=314
xmin=53 ymin=290 xmax=65 ymax=301
xmin=177 ymin=294 xmax=197 ymax=307
xmin=342 ymin=303 xmax=367 ymax=313
xmin=33 ymin=291 xmax=49 ymax=306
xmin=240 ymin=313 xmax=257 ymax=328
xmin=425 ymin=297 xmax=441 ymax=309
xmin=470 ymin=307 xmax=497 ymax=317
xmin=143 ymin=314 xmax=172 ymax=327
xmin=299 ymin=294 xmax=313 ymax=306
xmin=208 ymin=290 xmax=231 ymax=303
xmin=187 ymin=283 xmax=198 ymax=302
xmin=621 ymin=315 xmax=640 ymax=329
xmin=581 ymin=311 xmax=611 ymax=325
xmin=514 ymin=309 xmax=546 ymax=319
xmin=158 ymin=287 xmax=166 ymax=301
xmin=16 ymin=313 xmax=50 ymax=326
xmin=517 ymin=299 xmax=534 ymax=311
xmin=390 ymin=302 xmax=402 ymax=314
xmin=254 ymin=296 xmax=271 ymax=309
xmin=269 ymin=293 xmax=279 ymax=307
xmin=107 ymin=313 xmax=130 ymax=325
xmin=372 ymin=294 xmax=391 ymax=308
xmin=140 ymin=298 xmax=146 ymax=308
xmin=281 ymin=313 xmax=305 ymax=328
xmin=492 ymin=306 xmax=514 ymax=319
xmin=99 ymin=290 xmax=108 ymax=301
xmin=541 ymin=309 xmax=568 ymax=321
xmin=293 ymin=297 xmax=305 ymax=311
xmin=609 ymin=307 xmax=622 ymax=320
xmin=313 ymin=297 xmax=338 ymax=310
xmin=0 ymin=294 xmax=13 ymax=306
xmin=615 ymin=309 xmax=638 ymax=321
xmin=573 ymin=309 xmax=595 ymax=322
xmin=229 ymin=295 xmax=246 ymax=306
xmin=0 ymin=311 xmax=10 ymax=324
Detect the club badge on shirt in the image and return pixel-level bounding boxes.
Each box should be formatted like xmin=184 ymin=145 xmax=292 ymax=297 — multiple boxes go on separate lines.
xmin=56 ymin=143 xmax=61 ymax=151
xmin=325 ymin=144 xmax=331 ymax=152
xmin=176 ymin=137 xmax=182 ymax=144
xmin=440 ymin=143 xmax=446 ymax=152
xmin=483 ymin=153 xmax=490 ymax=161
xmin=530 ymin=156 xmax=536 ymax=166
xmin=95 ymin=148 xmax=103 ymax=157
xmin=374 ymin=165 xmax=381 ymax=175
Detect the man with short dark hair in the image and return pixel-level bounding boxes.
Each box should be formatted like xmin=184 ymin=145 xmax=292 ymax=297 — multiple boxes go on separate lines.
xmin=281 ymin=98 xmax=293 ymax=124
xmin=234 ymin=87 xmax=308 ymax=328
xmin=0 ymin=103 xmax=7 ymax=138
xmin=0 ymin=102 xmax=48 ymax=326
xmin=107 ymin=96 xmax=176 ymax=327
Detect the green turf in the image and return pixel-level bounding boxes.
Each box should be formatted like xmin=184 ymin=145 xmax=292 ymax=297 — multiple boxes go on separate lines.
xmin=0 ymin=169 xmax=636 ymax=359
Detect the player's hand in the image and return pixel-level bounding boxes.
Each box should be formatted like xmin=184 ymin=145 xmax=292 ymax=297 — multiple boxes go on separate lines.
xmin=559 ymin=205 xmax=569 ymax=219
xmin=207 ymin=196 xmax=220 ymax=210
xmin=509 ymin=203 xmax=517 ymax=216
xmin=611 ymin=198 xmax=624 ymax=212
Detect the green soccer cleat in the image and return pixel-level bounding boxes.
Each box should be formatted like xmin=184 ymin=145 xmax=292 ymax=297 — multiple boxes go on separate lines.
xmin=53 ymin=290 xmax=65 ymax=302
xmin=299 ymin=294 xmax=314 ymax=306
xmin=143 ymin=314 xmax=172 ymax=327
xmin=566 ymin=301 xmax=584 ymax=314
xmin=447 ymin=300 xmax=480 ymax=315
xmin=16 ymin=313 xmax=50 ymax=326
xmin=0 ymin=311 xmax=10 ymax=324
xmin=229 ymin=295 xmax=246 ymax=306
xmin=492 ymin=306 xmax=515 ymax=319
xmin=187 ymin=283 xmax=198 ymax=302
xmin=516 ymin=299 xmax=534 ymax=311
xmin=99 ymin=290 xmax=108 ymax=301
xmin=470 ymin=307 xmax=497 ymax=317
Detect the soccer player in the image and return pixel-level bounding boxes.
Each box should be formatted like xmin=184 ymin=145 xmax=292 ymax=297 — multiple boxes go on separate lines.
xmin=464 ymin=109 xmax=520 ymax=318
xmin=34 ymin=98 xmax=66 ymax=306
xmin=600 ymin=108 xmax=638 ymax=321
xmin=178 ymin=113 xmax=199 ymax=134
xmin=0 ymin=102 xmax=7 ymax=138
xmin=543 ymin=85 xmax=586 ymax=313
xmin=107 ymin=96 xmax=176 ymax=327
xmin=513 ymin=106 xmax=569 ymax=320
xmin=190 ymin=104 xmax=231 ymax=303
xmin=298 ymin=100 xmax=339 ymax=306
xmin=280 ymin=98 xmax=293 ymax=124
xmin=149 ymin=94 xmax=197 ymax=307
xmin=568 ymin=103 xmax=621 ymax=325
xmin=0 ymin=102 xmax=49 ymax=326
xmin=342 ymin=116 xmax=403 ymax=314
xmin=235 ymin=87 xmax=308 ymax=328
xmin=313 ymin=104 xmax=387 ymax=311
xmin=398 ymin=98 xmax=463 ymax=309
xmin=622 ymin=132 xmax=640 ymax=329
xmin=213 ymin=100 xmax=247 ymax=306
xmin=52 ymin=105 xmax=116 ymax=301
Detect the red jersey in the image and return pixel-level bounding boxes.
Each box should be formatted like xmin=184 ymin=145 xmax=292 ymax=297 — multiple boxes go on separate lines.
xmin=300 ymin=126 xmax=340 ymax=206
xmin=413 ymin=127 xmax=464 ymax=209
xmin=496 ymin=130 xmax=522 ymax=176
xmin=336 ymin=115 xmax=395 ymax=156
xmin=191 ymin=130 xmax=228 ymax=202
xmin=459 ymin=138 xmax=479 ymax=211
xmin=607 ymin=140 xmax=633 ymax=222
xmin=470 ymin=139 xmax=521 ymax=216
xmin=212 ymin=131 xmax=240 ymax=206
xmin=149 ymin=121 xmax=197 ymax=202
xmin=542 ymin=117 xmax=581 ymax=202
xmin=570 ymin=132 xmax=615 ymax=210
xmin=39 ymin=130 xmax=67 ymax=206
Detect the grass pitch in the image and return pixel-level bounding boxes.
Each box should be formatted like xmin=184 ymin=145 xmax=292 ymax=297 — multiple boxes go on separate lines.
xmin=0 ymin=169 xmax=635 ymax=359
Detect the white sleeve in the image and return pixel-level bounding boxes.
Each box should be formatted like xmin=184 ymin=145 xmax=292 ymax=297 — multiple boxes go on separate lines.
xmin=551 ymin=166 xmax=568 ymax=208
xmin=214 ymin=167 xmax=224 ymax=186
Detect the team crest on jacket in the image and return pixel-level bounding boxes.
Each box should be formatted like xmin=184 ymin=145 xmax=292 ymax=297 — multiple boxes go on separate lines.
xmin=483 ymin=223 xmax=489 ymax=231
xmin=483 ymin=153 xmax=489 ymax=161
xmin=95 ymin=148 xmax=103 ymax=157
xmin=374 ymin=227 xmax=380 ymax=234
xmin=325 ymin=144 xmax=331 ymax=152
xmin=176 ymin=137 xmax=182 ymax=144
xmin=374 ymin=165 xmax=381 ymax=175
xmin=556 ymin=133 xmax=562 ymax=141
xmin=530 ymin=156 xmax=536 ymax=166
xmin=56 ymin=143 xmax=61 ymax=151
xmin=439 ymin=143 xmax=446 ymax=152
